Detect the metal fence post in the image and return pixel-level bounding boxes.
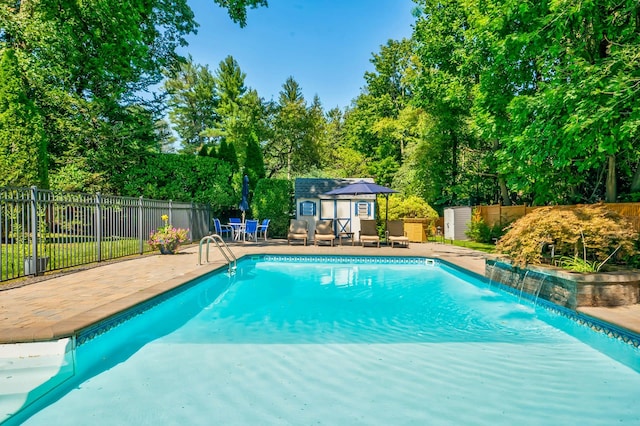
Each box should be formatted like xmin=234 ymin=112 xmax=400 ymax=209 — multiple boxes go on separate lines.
xmin=168 ymin=199 xmax=173 ymax=226
xmin=29 ymin=186 xmax=38 ymax=275
xmin=96 ymin=192 xmax=102 ymax=262
xmin=138 ymin=196 xmax=144 ymax=254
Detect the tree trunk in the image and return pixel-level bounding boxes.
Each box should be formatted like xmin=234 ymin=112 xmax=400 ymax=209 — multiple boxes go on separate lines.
xmin=492 ymin=139 xmax=511 ymax=206
xmin=451 ymin=131 xmax=458 ymax=200
xmin=630 ymin=162 xmax=640 ymax=194
xmin=605 ymin=154 xmax=617 ymax=202
xmin=498 ymin=176 xmax=512 ymax=206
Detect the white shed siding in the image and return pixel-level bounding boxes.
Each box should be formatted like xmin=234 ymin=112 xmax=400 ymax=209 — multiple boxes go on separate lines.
xmin=444 ymin=206 xmax=472 ymax=240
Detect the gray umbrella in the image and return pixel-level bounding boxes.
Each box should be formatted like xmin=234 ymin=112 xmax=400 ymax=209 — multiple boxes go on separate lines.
xmin=323 ymin=180 xmax=398 ymax=240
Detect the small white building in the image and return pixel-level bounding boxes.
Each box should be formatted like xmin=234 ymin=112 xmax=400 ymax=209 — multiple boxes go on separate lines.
xmin=443 ymin=206 xmax=472 ymax=241
xmin=294 ymin=178 xmax=376 ymax=239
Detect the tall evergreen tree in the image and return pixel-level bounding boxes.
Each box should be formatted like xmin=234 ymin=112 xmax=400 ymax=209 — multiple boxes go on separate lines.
xmin=243 ymin=132 xmax=266 ymax=190
xmin=264 ymin=76 xmax=320 ymax=179
xmin=164 ymin=57 xmax=219 ymax=154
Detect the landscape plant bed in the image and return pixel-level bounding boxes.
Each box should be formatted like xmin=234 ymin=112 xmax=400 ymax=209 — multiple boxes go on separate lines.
xmin=486 ymin=258 xmax=640 ymax=310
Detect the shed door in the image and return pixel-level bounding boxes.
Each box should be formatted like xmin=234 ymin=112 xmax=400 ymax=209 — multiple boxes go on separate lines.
xmin=444 ymin=208 xmax=454 ymax=240
xmin=320 ymin=199 xmax=353 ymax=234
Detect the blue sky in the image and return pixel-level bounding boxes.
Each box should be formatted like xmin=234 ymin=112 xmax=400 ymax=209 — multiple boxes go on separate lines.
xmin=179 ymin=0 xmax=416 ymax=110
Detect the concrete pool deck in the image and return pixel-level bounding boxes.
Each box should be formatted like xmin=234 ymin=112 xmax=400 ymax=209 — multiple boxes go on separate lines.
xmin=1 ymin=240 xmax=639 ymax=344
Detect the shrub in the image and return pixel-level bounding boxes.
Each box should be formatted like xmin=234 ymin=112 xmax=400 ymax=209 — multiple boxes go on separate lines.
xmin=496 ymin=204 xmax=637 ymax=268
xmin=465 ymin=208 xmax=507 ymax=244
xmin=379 ymin=194 xmax=439 ymax=220
xmin=250 ymin=178 xmax=293 ymax=238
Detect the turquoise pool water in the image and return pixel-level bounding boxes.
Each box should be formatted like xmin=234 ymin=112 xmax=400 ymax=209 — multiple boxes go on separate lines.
xmin=7 ymin=256 xmax=640 ymax=425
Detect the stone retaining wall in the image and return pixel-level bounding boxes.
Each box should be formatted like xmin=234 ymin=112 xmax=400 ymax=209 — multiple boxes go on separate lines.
xmin=486 ymin=259 xmax=640 ymax=310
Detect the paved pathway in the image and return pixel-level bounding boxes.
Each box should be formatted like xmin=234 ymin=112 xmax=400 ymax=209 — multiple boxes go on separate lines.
xmin=1 ymin=240 xmax=638 ymax=343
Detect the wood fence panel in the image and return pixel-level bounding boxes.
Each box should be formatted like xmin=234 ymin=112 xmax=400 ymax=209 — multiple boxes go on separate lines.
xmin=480 ymin=205 xmax=502 ymax=227
xmin=477 ymin=203 xmax=640 ymax=232
xmin=500 ymin=205 xmax=527 ymax=224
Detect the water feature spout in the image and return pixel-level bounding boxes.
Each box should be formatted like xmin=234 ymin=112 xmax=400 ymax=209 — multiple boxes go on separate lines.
xmin=533 ymin=275 xmax=549 ymax=306
xmin=518 ymin=270 xmax=530 ymax=301
xmin=488 ymin=264 xmax=497 ymax=289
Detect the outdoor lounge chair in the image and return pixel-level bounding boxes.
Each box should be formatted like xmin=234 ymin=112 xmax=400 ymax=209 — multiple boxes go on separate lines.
xmin=214 ymin=218 xmax=233 ymax=239
xmin=314 ymin=219 xmax=336 ymax=246
xmin=288 ymin=219 xmax=308 ymax=245
xmin=387 ymin=220 xmax=409 ymax=248
xmin=257 ymin=219 xmax=270 ymax=241
xmin=359 ymin=219 xmax=380 ymax=247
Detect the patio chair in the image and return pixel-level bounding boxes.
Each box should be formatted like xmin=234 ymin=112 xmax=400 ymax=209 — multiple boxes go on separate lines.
xmin=257 ymin=219 xmax=270 ymax=241
xmin=387 ymin=220 xmax=409 ymax=248
xmin=314 ymin=219 xmax=336 ymax=246
xmin=213 ymin=218 xmax=233 ymax=239
xmin=287 ymin=219 xmax=308 ymax=246
xmin=244 ymin=219 xmax=259 ymax=242
xmin=359 ymin=219 xmax=380 ymax=248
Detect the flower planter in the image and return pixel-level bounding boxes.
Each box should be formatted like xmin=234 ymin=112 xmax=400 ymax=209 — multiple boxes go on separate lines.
xmin=159 ymin=245 xmax=176 ymax=255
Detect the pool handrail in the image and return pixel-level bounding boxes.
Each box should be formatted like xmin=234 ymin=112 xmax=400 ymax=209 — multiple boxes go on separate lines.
xmin=199 ymin=234 xmax=237 ymax=273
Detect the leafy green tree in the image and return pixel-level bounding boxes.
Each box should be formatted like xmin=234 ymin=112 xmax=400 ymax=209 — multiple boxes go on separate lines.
xmin=0 ymin=0 xmax=268 ymax=194
xmin=318 ymin=107 xmax=368 ymax=178
xmin=0 ymin=49 xmax=48 ymax=187
xmin=213 ymin=0 xmax=268 ymax=27
xmin=344 ymin=39 xmax=419 ymax=187
xmin=463 ymin=0 xmax=640 ymax=205
xmin=411 ymin=0 xmax=481 ymax=206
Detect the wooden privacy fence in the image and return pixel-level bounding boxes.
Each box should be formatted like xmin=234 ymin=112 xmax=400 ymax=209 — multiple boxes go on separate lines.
xmin=476 ymin=203 xmax=640 ymax=232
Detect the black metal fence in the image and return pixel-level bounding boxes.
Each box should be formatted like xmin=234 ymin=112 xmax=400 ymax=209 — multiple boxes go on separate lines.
xmin=0 ymin=186 xmax=213 ymax=282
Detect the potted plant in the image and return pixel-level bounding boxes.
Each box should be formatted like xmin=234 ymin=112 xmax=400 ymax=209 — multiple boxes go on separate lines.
xmin=148 ymin=215 xmax=189 ymax=254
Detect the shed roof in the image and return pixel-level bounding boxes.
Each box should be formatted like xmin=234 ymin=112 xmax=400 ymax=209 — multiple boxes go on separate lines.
xmin=294 ymin=178 xmax=375 ymax=199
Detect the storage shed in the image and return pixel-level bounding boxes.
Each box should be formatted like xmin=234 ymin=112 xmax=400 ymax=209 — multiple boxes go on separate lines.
xmin=294 ymin=178 xmax=376 ymax=238
xmin=443 ymin=206 xmax=472 ymax=241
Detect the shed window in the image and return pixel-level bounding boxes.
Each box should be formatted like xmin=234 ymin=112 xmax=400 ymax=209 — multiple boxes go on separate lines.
xmin=355 ymin=201 xmax=370 ymax=217
xmin=299 ymin=201 xmax=316 ymax=216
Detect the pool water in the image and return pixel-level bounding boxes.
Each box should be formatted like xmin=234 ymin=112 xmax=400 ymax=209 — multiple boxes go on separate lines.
xmin=8 ymin=257 xmax=640 ymax=425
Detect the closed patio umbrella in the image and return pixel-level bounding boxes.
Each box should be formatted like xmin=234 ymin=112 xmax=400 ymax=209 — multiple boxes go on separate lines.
xmin=240 ymin=174 xmax=249 ymax=222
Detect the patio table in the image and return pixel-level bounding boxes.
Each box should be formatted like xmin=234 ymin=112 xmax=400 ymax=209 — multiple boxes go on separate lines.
xmin=228 ymin=222 xmax=245 ymax=241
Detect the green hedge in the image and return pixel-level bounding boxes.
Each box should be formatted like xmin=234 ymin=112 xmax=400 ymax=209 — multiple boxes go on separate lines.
xmin=251 ymin=179 xmax=293 ymax=238
xmin=117 ymin=153 xmax=236 ymax=209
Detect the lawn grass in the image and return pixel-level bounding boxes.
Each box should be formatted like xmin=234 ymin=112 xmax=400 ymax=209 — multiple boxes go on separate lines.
xmin=1 ymin=238 xmax=152 ymax=281
xmin=427 ymin=237 xmax=496 ymax=253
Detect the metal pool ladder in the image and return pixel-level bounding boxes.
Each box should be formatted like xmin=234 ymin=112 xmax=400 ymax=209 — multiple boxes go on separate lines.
xmin=199 ymin=234 xmax=237 ymax=274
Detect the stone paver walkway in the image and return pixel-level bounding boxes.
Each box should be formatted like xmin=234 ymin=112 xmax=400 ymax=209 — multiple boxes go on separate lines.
xmin=1 ymin=240 xmax=639 ymax=343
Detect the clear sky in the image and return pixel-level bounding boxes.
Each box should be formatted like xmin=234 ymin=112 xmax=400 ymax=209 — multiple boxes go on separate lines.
xmin=179 ymin=0 xmax=417 ymax=111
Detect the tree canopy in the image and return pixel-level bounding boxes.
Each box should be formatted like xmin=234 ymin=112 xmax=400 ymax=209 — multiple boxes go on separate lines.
xmin=2 ymin=0 xmax=639 ymax=215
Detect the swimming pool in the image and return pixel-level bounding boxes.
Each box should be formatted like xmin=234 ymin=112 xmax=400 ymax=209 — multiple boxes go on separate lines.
xmin=6 ymin=255 xmax=640 ymax=424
